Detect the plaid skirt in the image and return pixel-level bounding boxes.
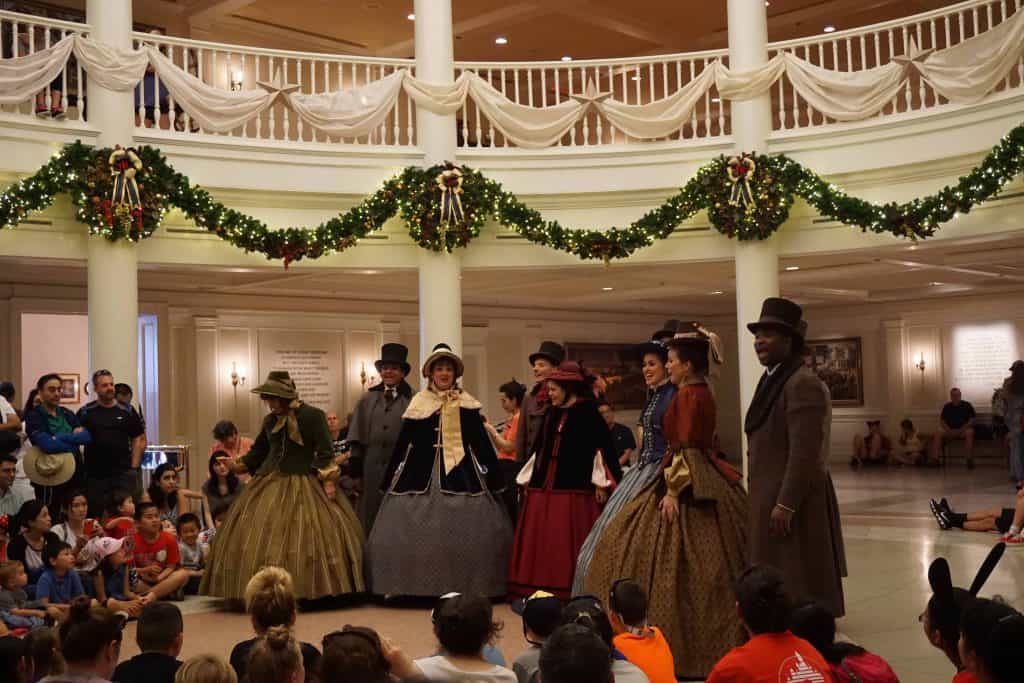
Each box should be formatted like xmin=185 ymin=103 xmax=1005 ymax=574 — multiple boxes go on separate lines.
xmin=201 ymin=471 xmax=365 ymax=600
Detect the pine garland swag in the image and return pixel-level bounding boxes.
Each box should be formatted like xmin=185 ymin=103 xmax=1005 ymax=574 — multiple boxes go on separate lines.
xmin=0 ymin=121 xmax=1021 ymax=263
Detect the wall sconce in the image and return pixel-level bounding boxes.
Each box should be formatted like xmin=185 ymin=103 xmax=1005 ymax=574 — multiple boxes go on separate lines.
xmin=915 ymin=352 xmax=926 ymax=374
xmin=359 ymin=361 xmax=378 ymax=391
xmin=229 ymin=69 xmax=244 ymax=91
xmin=231 ymin=362 xmax=246 ymax=388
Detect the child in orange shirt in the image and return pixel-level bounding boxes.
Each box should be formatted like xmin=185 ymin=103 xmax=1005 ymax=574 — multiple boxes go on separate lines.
xmin=706 ymin=565 xmax=832 ymax=683
xmin=607 ymin=579 xmax=675 ymax=683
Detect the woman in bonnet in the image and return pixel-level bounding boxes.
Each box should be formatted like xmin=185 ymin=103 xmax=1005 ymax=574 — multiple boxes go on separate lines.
xmin=368 ymin=344 xmax=512 ymax=598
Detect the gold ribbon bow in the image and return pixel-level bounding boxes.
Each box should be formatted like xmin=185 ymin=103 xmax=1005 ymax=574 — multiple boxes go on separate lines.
xmin=437 ymin=388 xmax=466 ymax=475
xmin=727 ymin=154 xmax=757 ymax=209
xmin=270 ymin=399 xmax=304 ymax=446
xmin=109 ymin=146 xmax=143 ymax=209
xmin=435 ymin=163 xmax=465 ymax=248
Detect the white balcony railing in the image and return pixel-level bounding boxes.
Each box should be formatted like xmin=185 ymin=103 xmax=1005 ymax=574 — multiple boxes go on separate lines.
xmin=1 ymin=0 xmax=1022 ymax=149
xmin=0 ymin=9 xmax=88 ymax=121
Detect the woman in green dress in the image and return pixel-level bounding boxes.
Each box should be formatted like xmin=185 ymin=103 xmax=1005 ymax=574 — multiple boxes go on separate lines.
xmin=201 ymin=371 xmax=365 ymax=600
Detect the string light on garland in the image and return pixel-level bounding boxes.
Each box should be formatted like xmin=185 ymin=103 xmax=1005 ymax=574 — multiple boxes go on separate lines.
xmin=0 ymin=121 xmax=1022 ymax=262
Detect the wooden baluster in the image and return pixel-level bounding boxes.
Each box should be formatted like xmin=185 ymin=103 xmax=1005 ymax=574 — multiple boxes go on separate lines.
xmin=500 ymin=68 xmax=510 ymax=146
xmin=917 ymin=25 xmax=927 ymax=108
xmin=406 ymin=64 xmax=415 ymax=146
xmin=460 ymin=69 xmax=469 ymax=148
xmin=567 ymin=67 xmax=575 ymax=145
xmin=582 ymin=67 xmax=591 ymax=145
xmin=971 ymin=5 xmax=979 ymax=37
xmin=675 ymin=60 xmax=683 ymax=139
xmin=688 ymin=60 xmax=697 ymax=138
xmin=998 ymin=1 xmax=1010 ymax=91
xmin=283 ymin=57 xmax=292 ymax=141
xmin=901 ymin=27 xmax=912 ymax=112
xmin=553 ymin=67 xmax=561 ymax=145
xmin=775 ymin=52 xmax=786 ymax=130
xmin=60 ymin=29 xmax=69 ymax=116
xmin=377 ymin=65 xmax=387 ymax=145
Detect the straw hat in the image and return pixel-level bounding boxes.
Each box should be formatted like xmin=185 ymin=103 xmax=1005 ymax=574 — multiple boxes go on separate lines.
xmin=23 ymin=446 xmax=76 ymax=487
xmin=422 ymin=343 xmax=465 ymax=379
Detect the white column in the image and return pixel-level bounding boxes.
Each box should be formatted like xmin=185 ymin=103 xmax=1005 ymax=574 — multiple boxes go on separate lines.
xmin=85 ymin=0 xmax=139 ymax=396
xmin=414 ymin=0 xmax=462 ymax=363
xmin=728 ymin=0 xmax=778 ymax=481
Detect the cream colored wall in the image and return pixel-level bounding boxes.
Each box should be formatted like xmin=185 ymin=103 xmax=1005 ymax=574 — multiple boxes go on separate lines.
xmin=20 ymin=312 xmax=90 ymax=412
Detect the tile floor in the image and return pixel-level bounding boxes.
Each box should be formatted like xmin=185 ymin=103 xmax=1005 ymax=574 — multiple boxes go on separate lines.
xmin=120 ymin=465 xmax=1024 ymax=683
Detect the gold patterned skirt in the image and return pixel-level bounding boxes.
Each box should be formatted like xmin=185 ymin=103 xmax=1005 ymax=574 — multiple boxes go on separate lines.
xmin=201 ymin=471 xmax=365 ymax=600
xmin=582 ymin=448 xmax=748 ymax=679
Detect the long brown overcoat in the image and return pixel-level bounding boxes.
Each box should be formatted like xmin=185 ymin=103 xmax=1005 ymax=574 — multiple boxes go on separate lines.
xmin=746 ymin=365 xmax=848 ymax=617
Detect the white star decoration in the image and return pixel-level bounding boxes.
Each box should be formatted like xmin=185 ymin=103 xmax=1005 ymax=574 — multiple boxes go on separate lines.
xmin=257 ymin=67 xmax=300 ymax=101
xmin=893 ymin=37 xmax=934 ymax=67
xmin=570 ymin=79 xmax=612 ymax=107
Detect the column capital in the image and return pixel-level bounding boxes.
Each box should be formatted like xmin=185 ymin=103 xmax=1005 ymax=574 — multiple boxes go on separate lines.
xmin=194 ymin=316 xmax=219 ymax=330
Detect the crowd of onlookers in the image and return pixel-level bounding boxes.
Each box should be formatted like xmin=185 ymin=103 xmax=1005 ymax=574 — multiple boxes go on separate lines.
xmin=0 ymin=560 xmax=1020 ymax=682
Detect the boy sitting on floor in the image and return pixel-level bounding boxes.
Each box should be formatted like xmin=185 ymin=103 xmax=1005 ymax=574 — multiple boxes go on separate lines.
xmin=175 ymin=513 xmax=205 ymax=595
xmin=35 ymin=542 xmax=91 ymax=615
xmin=112 ymin=602 xmax=184 ymax=683
xmin=0 ymin=561 xmax=60 ymax=632
xmin=512 ymin=591 xmax=562 ymax=683
xmin=607 ymin=579 xmax=676 ymax=683
xmin=132 ymin=502 xmax=189 ymax=602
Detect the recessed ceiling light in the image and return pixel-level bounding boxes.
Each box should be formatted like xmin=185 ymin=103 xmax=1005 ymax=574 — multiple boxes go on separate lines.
xmin=765 ymin=1 xmax=770 ymax=5
xmin=710 ymin=290 xmax=724 ymax=295
xmin=785 ymin=266 xmax=800 ymax=271
xmin=823 ymin=25 xmax=836 ymax=33
xmin=711 ymin=96 xmax=721 ymax=103
xmin=407 ymin=13 xmax=414 ymax=20
xmin=602 ymin=286 xmax=614 ymax=291
xmin=930 ymin=281 xmax=944 ymax=286
xmin=561 ymin=56 xmax=573 ymax=62
xmin=495 ymin=36 xmax=508 ymax=45
xmin=362 ymin=269 xmax=380 ymax=275
xmin=631 ymin=74 xmax=641 ymax=81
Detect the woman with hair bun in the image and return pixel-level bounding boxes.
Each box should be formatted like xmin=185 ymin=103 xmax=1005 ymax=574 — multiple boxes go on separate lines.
xmin=508 ymin=361 xmax=622 ymax=600
xmin=175 ymin=655 xmax=237 ymax=683
xmin=40 ymin=596 xmax=123 ymax=682
xmin=246 ymin=625 xmax=304 ymax=683
xmin=581 ymin=325 xmax=748 ymax=679
xmin=229 ymin=567 xmax=321 ymax=682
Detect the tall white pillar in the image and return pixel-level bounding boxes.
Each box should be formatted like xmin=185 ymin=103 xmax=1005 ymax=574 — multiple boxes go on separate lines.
xmin=414 ymin=0 xmax=462 ymax=362
xmin=85 ymin=0 xmax=139 ymax=396
xmin=728 ymin=0 xmax=778 ymax=480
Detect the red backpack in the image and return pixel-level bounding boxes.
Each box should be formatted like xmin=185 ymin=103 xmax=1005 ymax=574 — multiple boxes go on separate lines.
xmin=831 ymin=651 xmax=900 ymax=683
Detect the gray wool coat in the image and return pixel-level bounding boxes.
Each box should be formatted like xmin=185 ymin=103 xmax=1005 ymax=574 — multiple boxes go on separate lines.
xmin=347 ymin=382 xmax=412 ymax=535
xmin=746 ymin=365 xmax=848 ymax=617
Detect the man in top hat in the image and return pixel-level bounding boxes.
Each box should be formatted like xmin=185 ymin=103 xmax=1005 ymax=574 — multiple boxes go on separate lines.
xmin=347 ymin=343 xmax=414 ymax=534
xmin=744 ymin=297 xmax=847 ymax=618
xmin=515 ymin=341 xmax=566 ymax=465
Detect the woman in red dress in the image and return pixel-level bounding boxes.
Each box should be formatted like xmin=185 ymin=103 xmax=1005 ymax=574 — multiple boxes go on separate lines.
xmin=507 ymin=361 xmax=622 ymax=600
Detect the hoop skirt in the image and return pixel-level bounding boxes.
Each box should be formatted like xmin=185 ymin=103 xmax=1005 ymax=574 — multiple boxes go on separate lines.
xmin=201 ymin=471 xmax=365 ymax=599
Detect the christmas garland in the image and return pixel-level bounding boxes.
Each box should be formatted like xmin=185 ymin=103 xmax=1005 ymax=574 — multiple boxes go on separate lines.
xmin=0 ymin=121 xmax=1022 ymax=263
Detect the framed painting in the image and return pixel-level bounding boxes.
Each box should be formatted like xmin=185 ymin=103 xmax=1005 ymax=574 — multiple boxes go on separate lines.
xmin=804 ymin=337 xmax=864 ymax=407
xmin=564 ymin=341 xmax=646 ymax=410
xmin=58 ymin=373 xmax=80 ymax=404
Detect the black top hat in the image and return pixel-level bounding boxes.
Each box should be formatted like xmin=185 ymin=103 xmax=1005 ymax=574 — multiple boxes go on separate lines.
xmin=529 ymin=341 xmax=565 ymax=366
xmin=747 ymin=297 xmax=805 ymax=340
xmin=652 ymin=319 xmax=683 ymax=341
xmin=375 ymin=343 xmax=411 ymax=376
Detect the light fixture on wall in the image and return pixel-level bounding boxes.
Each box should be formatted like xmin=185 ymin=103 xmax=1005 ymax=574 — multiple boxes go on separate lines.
xmin=229 ymin=69 xmax=244 ymax=91
xmin=230 ymin=362 xmax=247 ymax=414
xmin=359 ymin=361 xmax=378 ymax=391
xmin=914 ymin=351 xmax=927 ymax=387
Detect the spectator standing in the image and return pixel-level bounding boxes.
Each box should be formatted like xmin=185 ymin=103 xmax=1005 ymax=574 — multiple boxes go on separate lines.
xmin=77 ymin=371 xmax=147 ymax=518
xmin=0 ymin=382 xmax=21 ymax=461
xmin=930 ymin=388 xmax=977 ymax=469
xmin=1000 ymin=361 xmax=1024 ymax=488
xmin=25 ymin=374 xmax=90 ymax=512
xmin=597 ymin=400 xmax=637 ymax=467
xmin=208 ymin=421 xmax=253 ymax=463
xmin=485 ymin=379 xmax=527 ymax=522
xmin=114 ymin=384 xmax=144 ymax=426
xmin=346 ymin=344 xmax=413 ymax=534
xmin=0 ymin=454 xmax=27 ymax=518
xmin=112 ymin=602 xmax=184 ymax=683
xmin=706 ymin=566 xmax=831 ymax=683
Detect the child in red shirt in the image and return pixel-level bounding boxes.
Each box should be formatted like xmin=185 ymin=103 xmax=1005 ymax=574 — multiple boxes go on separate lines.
xmin=103 ymin=491 xmax=137 ymax=564
xmin=132 ymin=501 xmax=189 ymax=601
xmin=790 ymin=601 xmax=898 ymax=683
xmin=607 ymin=579 xmax=675 ymax=683
xmin=706 ymin=565 xmax=832 ymax=683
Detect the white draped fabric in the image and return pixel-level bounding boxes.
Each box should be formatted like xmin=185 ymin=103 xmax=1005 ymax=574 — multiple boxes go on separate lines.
xmin=0 ymin=9 xmax=1021 ymax=145
xmin=916 ymin=6 xmax=1024 ymax=103
xmin=288 ymin=69 xmax=406 ymax=138
xmin=0 ymin=35 xmax=73 ymax=104
xmin=143 ymin=46 xmax=274 ymax=133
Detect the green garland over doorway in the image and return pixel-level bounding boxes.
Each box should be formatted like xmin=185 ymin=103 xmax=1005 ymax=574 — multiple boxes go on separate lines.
xmin=0 ymin=121 xmax=1021 ymax=265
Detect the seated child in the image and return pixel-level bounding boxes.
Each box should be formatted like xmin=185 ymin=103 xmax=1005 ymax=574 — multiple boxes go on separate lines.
xmin=607 ymin=580 xmax=675 ymax=683
xmin=0 ymin=514 xmax=9 ymax=563
xmin=413 ymin=593 xmax=517 ymax=683
xmin=512 ymin=591 xmax=562 ymax=683
xmin=560 ymin=595 xmax=649 ymax=683
xmin=103 ymin=491 xmax=137 ymax=558
xmin=176 ymin=513 xmax=205 ymax=595
xmin=132 ymin=502 xmax=190 ymax=602
xmin=706 ymin=566 xmax=829 ymax=683
xmin=23 ymin=626 xmax=63 ymax=679
xmin=35 ymin=542 xmax=91 ymax=613
xmin=0 ymin=561 xmax=60 ymax=632
xmin=959 ymin=597 xmax=1024 ymax=683
xmin=895 ymin=418 xmax=928 ymax=466
xmin=789 ymin=601 xmax=899 ymax=683
xmin=90 ymin=537 xmax=146 ymax=617
xmin=111 ymin=602 xmax=184 ymax=683
xmin=197 ymin=503 xmax=228 ymax=556
xmin=175 ymin=654 xmax=237 ymax=683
